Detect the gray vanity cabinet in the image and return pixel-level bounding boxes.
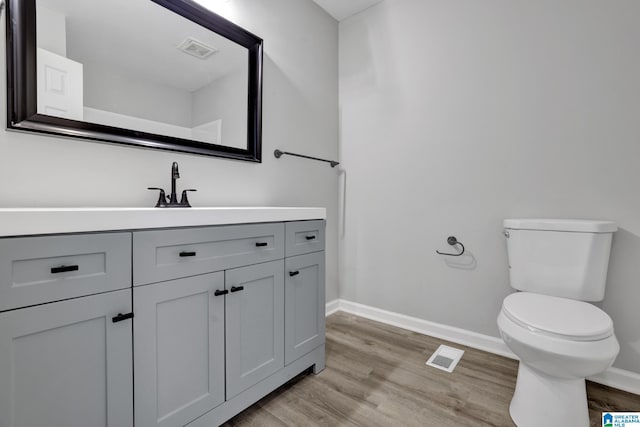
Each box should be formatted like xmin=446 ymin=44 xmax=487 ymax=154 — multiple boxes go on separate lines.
xmin=225 ymin=260 xmax=285 ymax=399
xmin=0 ymin=219 xmax=325 ymax=427
xmin=284 ymin=251 xmax=326 ymax=365
xmin=0 ymin=289 xmax=133 ymax=427
xmin=133 ymin=272 xmax=226 ymax=427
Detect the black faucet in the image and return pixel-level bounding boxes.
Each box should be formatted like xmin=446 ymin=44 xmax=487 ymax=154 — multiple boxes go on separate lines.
xmin=148 ymin=162 xmax=196 ymax=208
xmin=169 ymin=162 xmax=180 ymax=205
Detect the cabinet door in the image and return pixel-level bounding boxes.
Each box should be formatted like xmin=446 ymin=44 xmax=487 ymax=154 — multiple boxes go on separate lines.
xmin=0 ymin=289 xmax=133 ymax=427
xmin=225 ymin=260 xmax=284 ymax=399
xmin=134 ymin=273 xmax=225 ymax=427
xmin=285 ymin=251 xmax=325 ymax=365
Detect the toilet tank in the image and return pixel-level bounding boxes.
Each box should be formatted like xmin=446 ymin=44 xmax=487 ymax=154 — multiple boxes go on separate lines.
xmin=504 ymin=219 xmax=617 ymax=301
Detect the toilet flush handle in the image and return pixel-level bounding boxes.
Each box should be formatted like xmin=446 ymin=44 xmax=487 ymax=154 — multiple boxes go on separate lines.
xmin=503 ymin=230 xmax=510 ymax=238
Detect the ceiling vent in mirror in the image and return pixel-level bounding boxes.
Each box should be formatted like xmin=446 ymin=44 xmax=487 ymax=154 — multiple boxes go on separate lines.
xmin=177 ymin=38 xmax=218 ymax=59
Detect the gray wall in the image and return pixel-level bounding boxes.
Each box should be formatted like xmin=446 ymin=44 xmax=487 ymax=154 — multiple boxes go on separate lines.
xmin=36 ymin=6 xmax=67 ymax=57
xmin=82 ymin=63 xmax=193 ymax=128
xmin=192 ymin=68 xmax=248 ymax=149
xmin=339 ymin=0 xmax=640 ymax=374
xmin=0 ymin=0 xmax=339 ymax=301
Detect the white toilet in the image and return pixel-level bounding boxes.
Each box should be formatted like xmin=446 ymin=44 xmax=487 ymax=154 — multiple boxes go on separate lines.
xmin=498 ymin=219 xmax=619 ymax=427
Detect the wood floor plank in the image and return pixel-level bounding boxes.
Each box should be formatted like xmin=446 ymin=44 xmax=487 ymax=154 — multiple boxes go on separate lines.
xmin=587 ymin=382 xmax=640 ymax=427
xmin=223 ymin=311 xmax=640 ymax=427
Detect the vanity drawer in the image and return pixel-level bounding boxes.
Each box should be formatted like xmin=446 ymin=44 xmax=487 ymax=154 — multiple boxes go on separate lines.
xmin=0 ymin=232 xmax=132 ymax=311
xmin=285 ymin=220 xmax=325 ymax=257
xmin=133 ymin=223 xmax=284 ymax=286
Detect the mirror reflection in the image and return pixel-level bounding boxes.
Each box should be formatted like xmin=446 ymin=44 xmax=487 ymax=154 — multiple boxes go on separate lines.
xmin=36 ymin=0 xmax=249 ymax=149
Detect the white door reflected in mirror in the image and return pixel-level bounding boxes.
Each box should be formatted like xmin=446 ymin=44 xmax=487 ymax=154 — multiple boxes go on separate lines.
xmin=37 ymin=48 xmax=84 ymax=121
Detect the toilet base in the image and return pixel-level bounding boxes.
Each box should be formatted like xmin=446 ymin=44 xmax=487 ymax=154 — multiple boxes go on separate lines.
xmin=510 ymin=363 xmax=589 ymax=427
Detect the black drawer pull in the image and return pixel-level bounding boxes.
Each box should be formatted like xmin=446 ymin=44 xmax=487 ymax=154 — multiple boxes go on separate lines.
xmin=112 ymin=312 xmax=134 ymax=323
xmin=305 ymin=235 xmax=316 ymax=240
xmin=51 ymin=265 xmax=79 ymax=274
xmin=255 ymin=242 xmax=268 ymax=247
xmin=289 ymin=270 xmax=300 ymax=277
xmin=230 ymin=286 xmax=244 ymax=293
xmin=214 ymin=289 xmax=228 ymax=296
xmin=179 ymin=251 xmax=196 ymax=257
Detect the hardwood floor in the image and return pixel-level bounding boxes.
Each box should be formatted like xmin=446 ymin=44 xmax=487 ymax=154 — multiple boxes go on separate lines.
xmin=223 ymin=311 xmax=640 ymax=427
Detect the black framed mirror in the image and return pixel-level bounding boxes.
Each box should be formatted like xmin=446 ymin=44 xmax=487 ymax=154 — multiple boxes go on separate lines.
xmin=6 ymin=0 xmax=263 ymax=162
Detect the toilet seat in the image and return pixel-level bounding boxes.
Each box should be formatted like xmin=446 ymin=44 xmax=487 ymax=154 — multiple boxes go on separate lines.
xmin=502 ymin=292 xmax=613 ymax=341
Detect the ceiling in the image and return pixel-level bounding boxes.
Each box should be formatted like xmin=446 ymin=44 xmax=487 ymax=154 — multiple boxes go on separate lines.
xmin=312 ymin=0 xmax=383 ymax=21
xmin=37 ymin=0 xmax=247 ymax=92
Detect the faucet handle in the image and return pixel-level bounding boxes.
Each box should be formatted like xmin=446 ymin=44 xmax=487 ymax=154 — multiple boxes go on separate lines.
xmin=180 ymin=189 xmax=197 ymax=208
xmin=148 ymin=187 xmax=167 ymax=208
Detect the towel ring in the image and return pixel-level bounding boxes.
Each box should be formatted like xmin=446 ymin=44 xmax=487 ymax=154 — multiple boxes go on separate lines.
xmin=436 ymin=236 xmax=465 ymax=257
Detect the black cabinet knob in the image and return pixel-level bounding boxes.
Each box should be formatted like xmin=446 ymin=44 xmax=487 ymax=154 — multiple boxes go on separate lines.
xmin=289 ymin=271 xmax=300 ymax=277
xmin=230 ymin=286 xmax=244 ymax=293
xmin=255 ymin=242 xmax=268 ymax=247
xmin=305 ymin=235 xmax=316 ymax=240
xmin=179 ymin=251 xmax=196 ymax=257
xmin=214 ymin=289 xmax=228 ymax=296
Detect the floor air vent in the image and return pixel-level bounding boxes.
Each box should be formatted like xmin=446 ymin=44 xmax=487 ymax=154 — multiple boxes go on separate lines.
xmin=426 ymin=345 xmax=464 ymax=373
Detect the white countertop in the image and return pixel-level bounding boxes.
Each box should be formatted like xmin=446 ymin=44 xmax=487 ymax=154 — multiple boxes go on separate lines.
xmin=0 ymin=207 xmax=326 ymax=237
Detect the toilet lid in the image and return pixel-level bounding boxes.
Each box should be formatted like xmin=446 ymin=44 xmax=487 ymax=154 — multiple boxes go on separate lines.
xmin=502 ymin=292 xmax=614 ymax=341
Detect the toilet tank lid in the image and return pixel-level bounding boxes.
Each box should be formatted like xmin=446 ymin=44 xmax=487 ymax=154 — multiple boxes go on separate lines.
xmin=503 ymin=219 xmax=617 ymax=233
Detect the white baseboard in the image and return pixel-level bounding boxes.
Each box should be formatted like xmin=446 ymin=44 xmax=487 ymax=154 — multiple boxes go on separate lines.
xmin=325 ymin=299 xmax=341 ymax=316
xmin=589 ymin=367 xmax=640 ymax=396
xmin=325 ymin=299 xmax=640 ymax=395
xmin=327 ymin=299 xmax=516 ymax=359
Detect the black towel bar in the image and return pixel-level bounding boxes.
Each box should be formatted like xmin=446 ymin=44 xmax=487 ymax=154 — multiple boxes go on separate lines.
xmin=274 ymin=149 xmax=339 ymax=168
